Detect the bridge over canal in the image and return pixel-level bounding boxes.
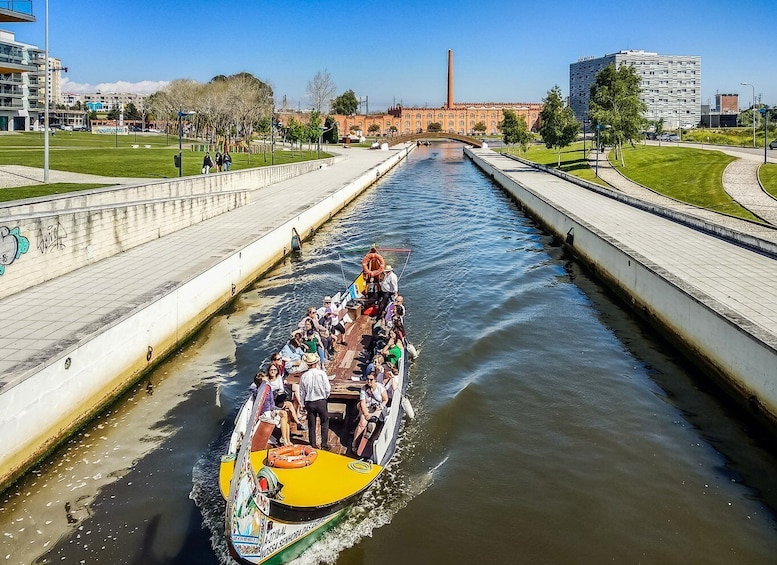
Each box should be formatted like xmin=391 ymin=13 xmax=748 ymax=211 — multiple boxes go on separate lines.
xmin=387 ymin=132 xmax=484 ymax=147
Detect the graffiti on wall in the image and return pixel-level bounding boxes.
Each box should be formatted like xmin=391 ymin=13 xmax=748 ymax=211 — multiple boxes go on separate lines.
xmin=36 ymin=220 xmax=68 ymax=254
xmin=0 ymin=226 xmax=30 ymax=276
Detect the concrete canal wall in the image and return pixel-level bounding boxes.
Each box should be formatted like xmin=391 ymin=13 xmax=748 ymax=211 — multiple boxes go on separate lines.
xmin=465 ymin=147 xmax=777 ymax=426
xmin=0 ymin=157 xmax=341 ymax=301
xmin=0 ymin=146 xmax=412 ymax=490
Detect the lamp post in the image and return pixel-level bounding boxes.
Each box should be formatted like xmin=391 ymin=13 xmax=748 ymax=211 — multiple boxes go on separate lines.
xmin=760 ymin=108 xmax=769 ymax=164
xmin=741 ymin=82 xmax=756 ymax=148
xmin=583 ymin=119 xmax=589 ymax=157
xmin=317 ymin=124 xmax=335 ymax=158
xmin=177 ymin=108 xmax=195 ymax=177
xmin=43 ymin=0 xmax=49 ymax=182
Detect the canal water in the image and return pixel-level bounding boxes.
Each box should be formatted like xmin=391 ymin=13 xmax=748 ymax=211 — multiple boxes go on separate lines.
xmin=3 ymin=143 xmax=777 ymax=564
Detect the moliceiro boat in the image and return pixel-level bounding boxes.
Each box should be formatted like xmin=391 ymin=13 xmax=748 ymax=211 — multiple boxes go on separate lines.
xmin=219 ymin=247 xmax=414 ymax=564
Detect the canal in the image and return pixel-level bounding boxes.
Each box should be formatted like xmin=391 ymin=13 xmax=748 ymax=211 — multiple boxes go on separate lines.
xmin=3 ymin=143 xmax=777 ymax=564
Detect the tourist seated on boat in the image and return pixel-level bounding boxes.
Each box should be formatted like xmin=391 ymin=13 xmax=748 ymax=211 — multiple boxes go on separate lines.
xmin=362 ymin=353 xmax=385 ymax=380
xmin=317 ymin=297 xmax=347 ymax=344
xmin=384 ymin=295 xmax=405 ymax=328
xmin=280 ymin=330 xmax=306 ymax=371
xmin=303 ymin=322 xmax=327 ymax=365
xmin=251 ymin=372 xmax=292 ymax=446
xmin=369 ymin=318 xmax=389 ymax=357
xmin=379 ymin=364 xmax=399 ymax=404
xmin=380 ymin=333 xmax=403 ymax=367
xmin=319 ymin=328 xmax=336 ymax=357
xmin=298 ymin=306 xmax=324 ymax=332
xmin=266 ymin=361 xmax=306 ymax=432
xmin=352 ymin=369 xmax=389 ymax=448
xmin=271 ymin=350 xmax=303 ymax=414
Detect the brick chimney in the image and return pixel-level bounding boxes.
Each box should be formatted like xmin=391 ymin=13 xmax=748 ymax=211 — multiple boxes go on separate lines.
xmin=447 ymin=50 xmax=454 ymax=109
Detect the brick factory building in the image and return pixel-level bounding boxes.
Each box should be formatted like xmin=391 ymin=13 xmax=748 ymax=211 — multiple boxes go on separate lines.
xmin=280 ymin=50 xmax=541 ymax=138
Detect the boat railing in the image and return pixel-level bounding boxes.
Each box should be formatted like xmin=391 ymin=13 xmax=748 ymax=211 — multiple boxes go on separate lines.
xmin=371 ymin=354 xmax=408 ymax=464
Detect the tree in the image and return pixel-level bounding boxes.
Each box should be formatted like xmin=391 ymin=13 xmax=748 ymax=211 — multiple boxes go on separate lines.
xmin=307 ymin=70 xmax=336 ymax=112
xmin=428 ymin=122 xmax=442 ymax=132
xmin=107 ymin=104 xmax=121 ymax=120
xmin=651 ymin=118 xmax=664 ymax=146
xmin=124 ymin=102 xmax=141 ymax=121
xmin=588 ymin=64 xmax=647 ymax=167
xmin=500 ymin=109 xmax=532 ymax=154
xmin=473 ymin=121 xmax=486 ymax=134
xmin=332 ymin=89 xmax=358 ymax=115
xmin=538 ymin=85 xmax=580 ymax=167
xmin=323 ymin=115 xmax=339 ymax=143
xmin=368 ymin=123 xmax=381 ymax=136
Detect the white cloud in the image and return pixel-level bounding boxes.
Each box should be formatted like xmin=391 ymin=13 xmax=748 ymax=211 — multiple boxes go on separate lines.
xmin=61 ymin=78 xmax=169 ymax=95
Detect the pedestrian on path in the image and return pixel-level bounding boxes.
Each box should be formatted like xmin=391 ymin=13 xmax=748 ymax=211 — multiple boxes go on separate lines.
xmin=223 ymin=151 xmax=232 ymax=171
xmin=215 ymin=151 xmax=223 ymax=172
xmin=202 ymin=152 xmax=214 ymax=174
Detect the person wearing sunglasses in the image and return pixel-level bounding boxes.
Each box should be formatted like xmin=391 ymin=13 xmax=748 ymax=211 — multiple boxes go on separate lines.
xmin=352 ymin=368 xmax=388 ymax=451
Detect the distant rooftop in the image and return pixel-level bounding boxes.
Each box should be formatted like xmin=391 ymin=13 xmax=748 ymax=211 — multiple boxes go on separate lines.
xmin=0 ymin=2 xmax=35 ymax=23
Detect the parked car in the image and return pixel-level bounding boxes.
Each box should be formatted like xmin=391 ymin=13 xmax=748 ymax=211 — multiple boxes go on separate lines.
xmin=769 ymin=139 xmax=777 ymax=150
xmin=659 ymin=133 xmax=680 ymax=142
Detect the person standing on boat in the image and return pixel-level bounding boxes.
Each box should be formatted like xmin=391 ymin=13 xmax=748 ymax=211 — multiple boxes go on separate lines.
xmin=298 ymin=352 xmax=331 ymax=450
xmin=378 ymin=265 xmax=398 ymax=315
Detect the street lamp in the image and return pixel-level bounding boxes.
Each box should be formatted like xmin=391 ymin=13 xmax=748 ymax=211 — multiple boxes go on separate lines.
xmin=582 ymin=118 xmax=589 ymax=157
xmin=760 ymin=108 xmax=769 ymax=164
xmin=177 ymin=108 xmax=195 ymax=177
xmin=595 ymin=123 xmax=610 ymax=177
xmin=741 ymin=82 xmax=756 ymax=148
xmin=317 ymin=124 xmax=335 ymax=158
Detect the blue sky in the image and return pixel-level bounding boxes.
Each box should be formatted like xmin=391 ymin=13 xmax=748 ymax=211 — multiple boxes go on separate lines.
xmin=6 ymin=0 xmax=776 ymax=111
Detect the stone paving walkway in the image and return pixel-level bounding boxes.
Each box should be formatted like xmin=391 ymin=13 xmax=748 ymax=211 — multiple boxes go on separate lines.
xmin=590 ymin=141 xmax=777 ymax=226
xmin=588 ymin=150 xmax=777 ymax=242
xmin=586 ymin=146 xmax=777 ymax=238
xmin=722 ymin=159 xmax=777 ymax=225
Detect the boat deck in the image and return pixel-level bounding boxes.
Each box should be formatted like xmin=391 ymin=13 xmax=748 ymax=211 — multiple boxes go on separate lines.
xmin=285 ymin=303 xmax=375 ymax=454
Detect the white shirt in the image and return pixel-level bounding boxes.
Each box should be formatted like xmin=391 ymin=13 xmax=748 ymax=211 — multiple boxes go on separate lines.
xmin=299 ymin=367 xmax=331 ymax=402
xmin=381 ymin=271 xmax=398 ymax=293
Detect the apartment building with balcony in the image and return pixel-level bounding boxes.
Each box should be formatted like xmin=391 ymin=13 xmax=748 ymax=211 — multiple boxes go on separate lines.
xmin=570 ymin=50 xmax=701 ymax=130
xmin=0 ymin=28 xmax=43 ymax=131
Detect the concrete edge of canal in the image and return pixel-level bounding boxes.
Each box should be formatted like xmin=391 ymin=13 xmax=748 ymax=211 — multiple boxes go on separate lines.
xmin=0 ymin=145 xmax=414 ymax=493
xmin=464 ymin=146 xmax=777 ymax=431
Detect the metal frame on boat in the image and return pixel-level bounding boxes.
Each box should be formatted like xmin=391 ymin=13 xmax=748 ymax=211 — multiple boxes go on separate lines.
xmin=219 ymin=247 xmax=413 ymax=564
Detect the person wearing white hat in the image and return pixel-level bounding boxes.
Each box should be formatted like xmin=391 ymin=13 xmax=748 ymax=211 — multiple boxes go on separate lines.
xmin=378 ymin=264 xmax=398 ymax=316
xmin=298 ymin=352 xmax=331 ymax=449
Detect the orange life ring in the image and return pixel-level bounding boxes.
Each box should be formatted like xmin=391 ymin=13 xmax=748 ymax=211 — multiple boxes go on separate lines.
xmin=267 ymin=445 xmax=318 ymax=469
xmin=362 ymin=252 xmax=385 ymax=278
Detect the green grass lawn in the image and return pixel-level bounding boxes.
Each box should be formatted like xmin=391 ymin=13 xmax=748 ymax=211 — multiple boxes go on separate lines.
xmin=760 ymin=163 xmax=777 ymax=199
xmin=608 ymin=145 xmax=761 ymax=221
xmin=498 ymin=142 xmax=609 ymax=186
xmin=0 ymin=183 xmax=109 ymax=203
xmin=682 ymin=127 xmax=776 ymax=148
xmin=0 ymin=132 xmax=329 ymax=200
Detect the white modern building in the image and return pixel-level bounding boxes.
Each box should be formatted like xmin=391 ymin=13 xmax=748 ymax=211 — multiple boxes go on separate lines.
xmin=570 ymin=50 xmax=701 ymax=129
xmin=0 ymin=28 xmax=44 ymax=131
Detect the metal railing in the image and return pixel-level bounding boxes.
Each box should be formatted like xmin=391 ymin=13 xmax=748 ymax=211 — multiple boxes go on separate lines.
xmin=0 ymin=2 xmax=33 ymax=15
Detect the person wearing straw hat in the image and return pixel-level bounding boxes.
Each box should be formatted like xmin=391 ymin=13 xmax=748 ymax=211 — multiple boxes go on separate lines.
xmin=298 ymin=352 xmax=331 ymax=449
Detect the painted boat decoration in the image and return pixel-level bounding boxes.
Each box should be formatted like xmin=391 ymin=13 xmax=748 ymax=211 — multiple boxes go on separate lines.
xmin=220 ymin=246 xmax=413 ymax=564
